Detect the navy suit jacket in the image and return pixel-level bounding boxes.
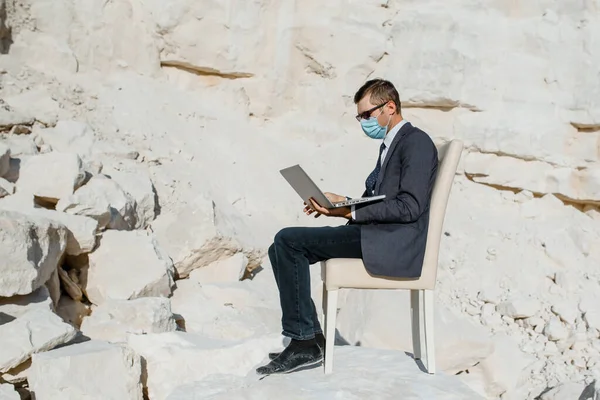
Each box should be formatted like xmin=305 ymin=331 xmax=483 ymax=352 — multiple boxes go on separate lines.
xmin=351 ymin=122 xmax=438 ymax=278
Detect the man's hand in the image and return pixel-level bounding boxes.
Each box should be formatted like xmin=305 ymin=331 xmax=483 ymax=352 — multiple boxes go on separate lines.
xmin=303 ymin=192 xmax=352 ymax=220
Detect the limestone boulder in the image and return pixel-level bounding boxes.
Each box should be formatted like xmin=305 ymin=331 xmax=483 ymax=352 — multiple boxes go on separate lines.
xmin=0 ymin=286 xmax=53 ymax=324
xmin=33 ymin=121 xmax=95 ymax=158
xmin=0 ymin=202 xmax=98 ymax=256
xmin=28 ymin=341 xmax=143 ymax=400
xmin=496 ymin=298 xmax=541 ymax=319
xmin=0 ymin=178 xmax=13 ymax=198
xmin=127 ymin=332 xmax=283 ymax=400
xmin=0 ymin=143 xmax=9 ymax=177
xmin=0 ymin=103 xmax=33 ymax=132
xmin=336 ymin=289 xmax=495 ymax=374
xmin=458 ymin=334 xmax=536 ymax=398
xmin=86 ymin=230 xmax=175 ymax=305
xmin=17 ymin=152 xmax=85 ymax=204
xmin=81 ymin=297 xmax=177 ymax=343
xmin=102 ymin=168 xmax=157 ymax=229
xmin=3 ymin=89 xmax=60 ymax=127
xmin=0 ymin=210 xmax=67 ymax=297
xmin=56 ymin=175 xmax=134 ymax=230
xmin=0 ymin=134 xmax=38 ymax=157
xmin=0 ymin=309 xmax=77 ymax=373
xmin=539 ymin=382 xmax=586 ymax=400
xmin=188 ymin=252 xmax=247 ymax=284
xmin=151 ymin=199 xmax=241 ymax=278
xmin=170 ymin=280 xmax=278 ymax=339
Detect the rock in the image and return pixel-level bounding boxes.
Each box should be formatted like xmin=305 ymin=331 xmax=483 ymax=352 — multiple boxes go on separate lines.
xmin=102 ymin=168 xmax=157 ymax=229
xmin=127 ymin=332 xmax=282 ymax=400
xmin=45 ymin=267 xmax=61 ymax=308
xmin=188 ymin=253 xmax=247 ymax=284
xmin=496 ymin=298 xmax=541 ymax=319
xmin=58 ymin=266 xmax=83 ymax=301
xmin=55 ymin=296 xmax=90 ymax=329
xmin=151 ymin=200 xmax=241 ymax=278
xmin=86 ymin=230 xmax=175 ymax=305
xmin=551 ymin=300 xmax=579 ymax=325
xmin=584 ymin=310 xmax=600 ymax=332
xmin=28 ymin=341 xmax=143 ymax=400
xmin=0 ymin=143 xmax=9 ymax=177
xmin=0 ymin=178 xmax=14 ymax=197
xmin=336 ymin=289 xmax=494 ymax=374
xmin=0 ymin=309 xmax=76 ymax=373
xmin=17 ymin=152 xmax=85 ymax=205
xmin=459 ymin=334 xmax=535 ymax=398
xmin=166 ymin=347 xmax=483 ymax=400
xmin=0 ymin=358 xmax=30 ymax=384
xmin=0 ymin=384 xmax=19 ymax=400
xmin=0 ymin=210 xmax=67 ymax=297
xmin=0 ymin=134 xmax=38 ymax=157
xmin=0 ymin=202 xmax=98 ymax=256
xmin=80 ymin=297 xmax=177 ymax=343
xmin=540 ymin=382 xmax=586 ymax=400
xmin=33 ymin=121 xmax=95 ymax=158
xmin=3 ymin=89 xmax=60 ymax=127
xmin=0 ymin=103 xmax=34 ymax=132
xmin=170 ymin=280 xmax=278 ymax=340
xmin=0 ymin=286 xmax=53 ymax=324
xmin=56 ymin=175 xmax=133 ymax=230
xmin=477 ymin=287 xmax=503 ymax=304
xmin=544 ymin=318 xmax=570 ymax=341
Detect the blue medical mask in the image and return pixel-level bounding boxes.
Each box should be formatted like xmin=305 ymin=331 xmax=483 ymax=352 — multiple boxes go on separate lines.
xmin=360 ymin=111 xmax=391 ymax=139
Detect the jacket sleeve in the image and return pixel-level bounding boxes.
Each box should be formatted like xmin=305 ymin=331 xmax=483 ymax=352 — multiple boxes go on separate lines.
xmin=353 ymin=132 xmax=438 ymax=224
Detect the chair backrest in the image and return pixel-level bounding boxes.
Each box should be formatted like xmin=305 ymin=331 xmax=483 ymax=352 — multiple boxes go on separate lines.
xmin=419 ymin=139 xmax=463 ymax=289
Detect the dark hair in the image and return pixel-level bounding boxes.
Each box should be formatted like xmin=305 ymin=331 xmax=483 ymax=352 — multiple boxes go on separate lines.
xmin=353 ymin=79 xmax=401 ymax=114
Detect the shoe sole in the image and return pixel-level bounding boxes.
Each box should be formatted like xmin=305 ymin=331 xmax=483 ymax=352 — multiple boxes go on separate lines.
xmin=274 ymin=355 xmax=324 ymax=375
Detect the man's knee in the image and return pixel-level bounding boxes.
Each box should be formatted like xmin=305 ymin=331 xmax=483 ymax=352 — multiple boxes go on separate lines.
xmin=273 ymin=227 xmax=300 ymax=247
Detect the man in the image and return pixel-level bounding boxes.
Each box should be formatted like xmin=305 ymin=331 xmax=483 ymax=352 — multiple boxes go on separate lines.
xmin=256 ymin=79 xmax=439 ymax=375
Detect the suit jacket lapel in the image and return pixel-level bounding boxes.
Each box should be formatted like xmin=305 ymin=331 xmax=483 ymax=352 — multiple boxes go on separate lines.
xmin=375 ymin=122 xmax=412 ymax=194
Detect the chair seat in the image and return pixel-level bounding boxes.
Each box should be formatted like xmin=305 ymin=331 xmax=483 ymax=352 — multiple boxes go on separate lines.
xmin=322 ymin=258 xmax=433 ymax=291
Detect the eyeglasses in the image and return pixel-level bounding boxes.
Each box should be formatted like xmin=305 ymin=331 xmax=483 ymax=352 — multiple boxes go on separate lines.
xmin=355 ymin=102 xmax=388 ymax=122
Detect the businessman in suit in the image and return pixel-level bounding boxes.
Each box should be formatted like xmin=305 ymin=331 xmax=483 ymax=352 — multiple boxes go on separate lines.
xmin=256 ymin=79 xmax=439 ymax=375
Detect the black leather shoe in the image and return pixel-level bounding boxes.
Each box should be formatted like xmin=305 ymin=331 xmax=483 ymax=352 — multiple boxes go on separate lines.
xmin=257 ymin=342 xmax=323 ymax=375
xmin=269 ymin=335 xmax=325 ymax=361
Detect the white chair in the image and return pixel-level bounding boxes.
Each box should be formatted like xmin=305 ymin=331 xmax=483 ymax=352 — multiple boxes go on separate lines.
xmin=320 ymin=139 xmax=464 ymax=375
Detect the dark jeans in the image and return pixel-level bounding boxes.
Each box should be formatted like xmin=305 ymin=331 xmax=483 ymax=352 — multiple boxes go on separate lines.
xmin=268 ymin=225 xmax=362 ymax=340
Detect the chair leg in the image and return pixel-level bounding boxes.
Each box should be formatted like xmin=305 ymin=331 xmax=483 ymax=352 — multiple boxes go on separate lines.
xmin=324 ymin=288 xmax=338 ymax=374
xmin=321 ymin=283 xmax=328 ymax=335
xmin=410 ymin=289 xmax=423 ymax=361
xmin=422 ymin=289 xmax=436 ymax=374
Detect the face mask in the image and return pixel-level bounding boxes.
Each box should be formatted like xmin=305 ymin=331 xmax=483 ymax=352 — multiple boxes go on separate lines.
xmin=360 ymin=111 xmax=391 ymax=139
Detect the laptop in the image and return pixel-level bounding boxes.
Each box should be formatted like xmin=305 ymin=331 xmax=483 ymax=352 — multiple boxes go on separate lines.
xmin=280 ymin=165 xmax=385 ymax=209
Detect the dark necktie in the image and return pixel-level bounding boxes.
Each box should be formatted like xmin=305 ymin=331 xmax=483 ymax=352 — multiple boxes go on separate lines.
xmin=365 ymin=142 xmax=386 ymax=196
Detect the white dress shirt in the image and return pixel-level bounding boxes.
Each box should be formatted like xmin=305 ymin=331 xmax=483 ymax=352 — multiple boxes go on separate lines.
xmin=351 ymin=119 xmax=408 ymax=220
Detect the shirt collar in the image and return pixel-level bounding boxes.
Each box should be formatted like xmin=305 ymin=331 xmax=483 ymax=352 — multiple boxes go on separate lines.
xmin=383 ymin=119 xmax=408 ymax=148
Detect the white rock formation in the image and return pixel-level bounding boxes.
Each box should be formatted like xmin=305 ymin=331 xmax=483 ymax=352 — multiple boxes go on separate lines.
xmin=101 ymin=168 xmax=157 ymax=229
xmin=28 ymin=341 xmax=143 ymax=400
xmin=0 ymin=178 xmax=14 ymax=198
xmin=0 ymin=309 xmax=76 ymax=373
xmin=0 ymin=286 xmax=53 ymax=323
xmin=81 ymin=297 xmax=177 ymax=343
xmin=127 ymin=332 xmax=283 ymax=400
xmin=55 ymin=175 xmax=117 ymax=230
xmin=0 ymin=210 xmax=67 ymax=297
xmin=16 ymin=152 xmax=85 ymax=204
xmin=33 ymin=121 xmax=95 ymax=158
xmin=86 ymin=230 xmax=175 ymax=305
xmin=150 ymin=198 xmax=241 ymax=278
xmin=188 ymin=252 xmax=247 ymax=284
